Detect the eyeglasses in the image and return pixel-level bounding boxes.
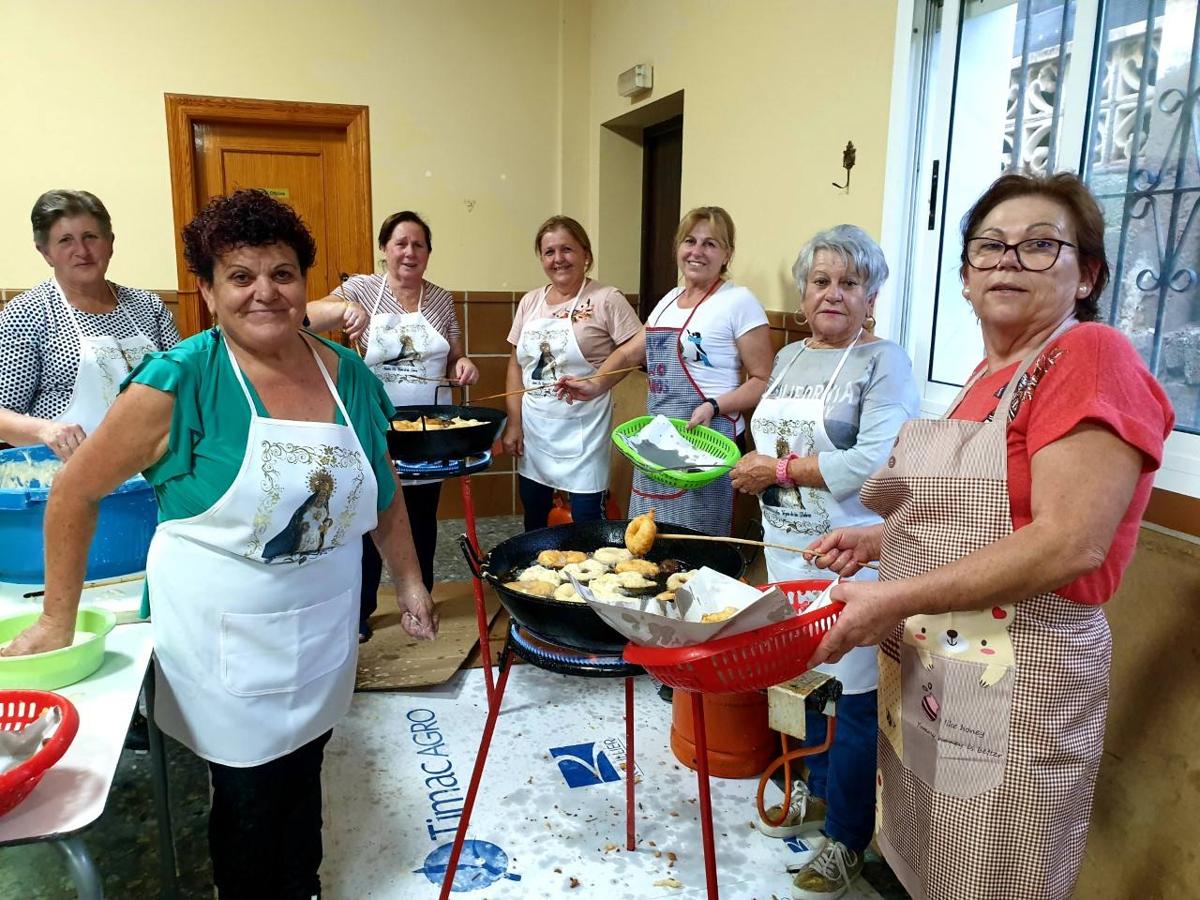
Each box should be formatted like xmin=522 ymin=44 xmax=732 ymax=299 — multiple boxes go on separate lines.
xmin=965 ymin=237 xmax=1077 ymax=271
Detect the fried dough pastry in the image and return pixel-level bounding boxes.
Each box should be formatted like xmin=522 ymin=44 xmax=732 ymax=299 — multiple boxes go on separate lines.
xmin=562 ymin=559 xmax=608 ymax=582
xmin=615 ymin=559 xmax=659 ymax=577
xmin=613 ymin=571 xmax=656 ymax=590
xmin=516 ymin=564 xmax=564 ymax=585
xmin=624 ymin=509 xmax=657 ymax=557
xmin=504 ymin=580 xmax=557 ymax=598
xmin=588 ymin=573 xmax=628 ymax=599
xmin=536 ymin=549 xmax=588 ymax=568
xmin=666 ymin=570 xmax=697 ymax=591
xmin=591 ymin=547 xmax=633 ymax=566
xmin=553 ymin=583 xmax=584 ymax=603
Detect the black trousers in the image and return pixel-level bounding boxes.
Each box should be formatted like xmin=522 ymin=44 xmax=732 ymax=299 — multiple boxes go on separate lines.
xmin=361 ymin=480 xmax=441 ymax=626
xmin=208 ymin=730 xmax=333 ymax=899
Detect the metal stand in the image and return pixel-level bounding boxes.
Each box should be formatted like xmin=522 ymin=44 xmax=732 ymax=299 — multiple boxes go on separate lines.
xmin=459 ymin=475 xmax=495 ymax=706
xmin=55 ymin=837 xmax=103 ymax=900
xmin=396 ymin=452 xmax=497 ymax=708
xmin=437 ymin=625 xmax=640 ymax=898
xmin=686 ymin=692 xmax=722 ymax=898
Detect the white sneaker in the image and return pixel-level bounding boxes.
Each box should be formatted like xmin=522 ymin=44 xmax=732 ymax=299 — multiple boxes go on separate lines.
xmin=789 ymin=839 xmax=863 ymax=899
xmin=755 ymin=780 xmax=827 ymax=838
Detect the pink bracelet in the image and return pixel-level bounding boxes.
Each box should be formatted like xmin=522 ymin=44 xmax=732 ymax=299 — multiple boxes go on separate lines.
xmin=775 ymin=453 xmax=799 ymax=487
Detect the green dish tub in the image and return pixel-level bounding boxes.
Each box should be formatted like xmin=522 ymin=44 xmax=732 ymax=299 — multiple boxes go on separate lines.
xmin=0 ymin=608 xmax=117 ymax=690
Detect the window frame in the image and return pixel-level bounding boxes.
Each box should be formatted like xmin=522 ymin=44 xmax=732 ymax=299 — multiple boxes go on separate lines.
xmin=880 ymin=0 xmax=1199 ymax=498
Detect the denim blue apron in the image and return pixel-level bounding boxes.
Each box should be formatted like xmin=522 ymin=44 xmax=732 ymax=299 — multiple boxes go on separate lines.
xmin=628 ymin=282 xmax=737 ymax=536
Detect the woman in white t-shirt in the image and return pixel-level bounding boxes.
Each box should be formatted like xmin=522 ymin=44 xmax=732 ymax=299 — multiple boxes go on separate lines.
xmin=559 ymin=207 xmax=772 ymax=536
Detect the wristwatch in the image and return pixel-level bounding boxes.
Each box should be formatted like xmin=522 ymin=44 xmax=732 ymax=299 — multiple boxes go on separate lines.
xmin=776 ymin=452 xmax=799 ymax=487
xmin=704 ymin=397 xmax=720 ymax=417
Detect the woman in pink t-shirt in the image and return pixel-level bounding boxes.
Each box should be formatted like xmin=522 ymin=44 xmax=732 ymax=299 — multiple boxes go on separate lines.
xmin=503 ymin=216 xmax=642 ymax=530
xmin=807 ymin=173 xmax=1174 ymax=900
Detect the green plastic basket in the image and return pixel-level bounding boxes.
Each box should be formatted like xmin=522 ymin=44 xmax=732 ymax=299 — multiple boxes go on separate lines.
xmin=0 ymin=608 xmax=116 ymax=690
xmin=611 ymin=416 xmax=741 ymax=490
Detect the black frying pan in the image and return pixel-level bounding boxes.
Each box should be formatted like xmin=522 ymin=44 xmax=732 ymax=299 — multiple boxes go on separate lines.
xmin=388 ymin=404 xmax=506 ymax=462
xmin=460 ymin=520 xmax=746 ymax=653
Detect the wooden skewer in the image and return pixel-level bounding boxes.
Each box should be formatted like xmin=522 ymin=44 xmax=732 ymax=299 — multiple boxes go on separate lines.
xmin=471 ymin=366 xmax=642 ymax=404
xmin=407 ymin=375 xmax=464 ymax=386
xmin=23 ymin=571 xmax=145 ymax=599
xmin=655 ymin=532 xmax=879 ymax=570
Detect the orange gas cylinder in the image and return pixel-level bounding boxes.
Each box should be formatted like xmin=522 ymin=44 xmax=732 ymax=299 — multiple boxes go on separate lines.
xmin=547 ymin=494 xmax=573 ymax=526
xmin=670 ymin=689 xmax=776 ymax=778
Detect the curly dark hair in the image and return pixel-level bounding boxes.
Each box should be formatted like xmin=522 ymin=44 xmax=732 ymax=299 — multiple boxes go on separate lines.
xmin=182 ymin=189 xmax=317 ymax=282
xmin=960 ymin=171 xmax=1109 ymax=322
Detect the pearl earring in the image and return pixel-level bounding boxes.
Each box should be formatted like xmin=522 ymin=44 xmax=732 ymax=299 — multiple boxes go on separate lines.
xmin=963 ymin=288 xmax=971 ymax=296
xmin=1078 ymin=284 xmax=1088 ymax=294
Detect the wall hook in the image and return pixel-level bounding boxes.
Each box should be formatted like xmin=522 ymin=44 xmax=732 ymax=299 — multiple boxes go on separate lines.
xmin=832 ymin=141 xmax=856 ymax=192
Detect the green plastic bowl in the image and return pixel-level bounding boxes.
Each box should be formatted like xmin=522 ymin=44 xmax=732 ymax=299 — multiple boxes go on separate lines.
xmin=612 ymin=416 xmax=742 ymax=490
xmin=0 ymin=608 xmax=116 ymax=690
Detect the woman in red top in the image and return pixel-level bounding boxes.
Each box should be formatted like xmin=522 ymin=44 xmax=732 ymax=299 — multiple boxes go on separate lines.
xmin=805 ymin=172 xmax=1173 ymax=900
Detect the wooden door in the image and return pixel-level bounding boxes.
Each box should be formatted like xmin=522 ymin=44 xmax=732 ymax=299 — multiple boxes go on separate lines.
xmin=166 ymin=94 xmax=372 ymax=336
xmin=638 ymin=115 xmax=683 ymax=320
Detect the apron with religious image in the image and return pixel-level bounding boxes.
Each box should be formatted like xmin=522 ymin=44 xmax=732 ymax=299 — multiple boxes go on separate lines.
xmin=629 ymin=282 xmax=737 ymax=536
xmin=361 ymin=279 xmax=450 ymax=408
xmin=51 ymin=278 xmax=158 ymax=435
xmin=750 ymin=331 xmax=879 ymax=693
xmin=146 ymin=333 xmax=378 ymax=766
xmin=515 ymin=282 xmax=612 ymax=494
xmin=860 ymin=318 xmax=1110 ymax=900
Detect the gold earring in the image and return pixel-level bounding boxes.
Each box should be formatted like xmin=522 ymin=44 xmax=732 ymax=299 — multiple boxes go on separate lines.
xmin=864 ymin=315 xmax=876 ymax=330
xmin=793 ymin=310 xmax=808 ymax=327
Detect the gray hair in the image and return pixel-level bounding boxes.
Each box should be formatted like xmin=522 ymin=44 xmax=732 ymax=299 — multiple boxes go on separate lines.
xmin=791 ymin=224 xmax=889 ymax=298
xmin=31 ymin=190 xmax=113 ymax=248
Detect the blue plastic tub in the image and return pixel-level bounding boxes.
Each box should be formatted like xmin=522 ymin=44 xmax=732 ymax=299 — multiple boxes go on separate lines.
xmin=0 ymin=446 xmax=157 ymax=584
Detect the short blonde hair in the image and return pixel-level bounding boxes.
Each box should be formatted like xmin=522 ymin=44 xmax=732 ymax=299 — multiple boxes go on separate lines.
xmin=673 ymin=206 xmax=736 ymax=274
xmin=534 ymin=215 xmax=593 ymax=272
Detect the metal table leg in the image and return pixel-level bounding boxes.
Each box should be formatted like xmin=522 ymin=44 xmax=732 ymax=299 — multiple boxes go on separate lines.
xmin=690 ymin=691 xmax=720 ymax=899
xmin=625 ymin=677 xmax=636 ymax=851
xmin=55 ymin=837 xmax=103 ymax=900
xmin=460 ymin=475 xmax=496 ymax=706
xmin=437 ymin=644 xmax=516 ymax=899
xmin=143 ymin=663 xmax=179 ymax=900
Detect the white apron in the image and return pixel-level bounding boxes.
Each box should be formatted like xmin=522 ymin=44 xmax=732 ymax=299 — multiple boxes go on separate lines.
xmin=51 ymin=278 xmax=158 ymax=435
xmin=147 ymin=333 xmax=378 ymax=766
xmin=516 ymin=282 xmax=612 ymax=494
xmin=361 ymin=279 xmax=451 ymax=407
xmin=750 ymin=331 xmax=879 ymax=694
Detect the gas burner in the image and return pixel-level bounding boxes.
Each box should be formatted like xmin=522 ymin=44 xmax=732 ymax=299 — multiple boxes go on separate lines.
xmin=508 ymin=622 xmax=641 ymax=678
xmin=393 ymin=450 xmax=492 ymax=480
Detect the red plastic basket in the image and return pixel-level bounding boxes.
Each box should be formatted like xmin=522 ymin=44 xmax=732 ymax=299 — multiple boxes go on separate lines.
xmin=0 ymin=690 xmax=80 ymax=817
xmin=623 ymin=579 xmax=842 ymax=693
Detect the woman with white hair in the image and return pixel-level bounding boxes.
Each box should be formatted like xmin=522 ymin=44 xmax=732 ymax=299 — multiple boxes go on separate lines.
xmin=730 ymin=224 xmax=918 ymax=899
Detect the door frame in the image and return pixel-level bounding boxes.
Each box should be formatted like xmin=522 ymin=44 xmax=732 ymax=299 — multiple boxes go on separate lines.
xmin=638 ymin=114 xmax=684 ymax=321
xmin=164 ymin=93 xmax=372 ymax=336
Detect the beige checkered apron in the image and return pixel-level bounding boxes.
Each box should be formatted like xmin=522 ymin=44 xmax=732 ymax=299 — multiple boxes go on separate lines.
xmin=860 ymin=322 xmax=1110 ymax=900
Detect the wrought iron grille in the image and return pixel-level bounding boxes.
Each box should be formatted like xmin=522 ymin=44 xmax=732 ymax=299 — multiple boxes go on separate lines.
xmin=1001 ymin=0 xmax=1198 ymax=433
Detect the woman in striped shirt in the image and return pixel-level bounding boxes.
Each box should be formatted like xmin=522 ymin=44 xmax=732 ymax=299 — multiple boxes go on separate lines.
xmin=308 ymin=211 xmax=477 ymax=640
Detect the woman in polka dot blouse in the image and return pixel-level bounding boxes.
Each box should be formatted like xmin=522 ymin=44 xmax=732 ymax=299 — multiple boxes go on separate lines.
xmin=0 ymin=189 xmax=179 ymax=459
